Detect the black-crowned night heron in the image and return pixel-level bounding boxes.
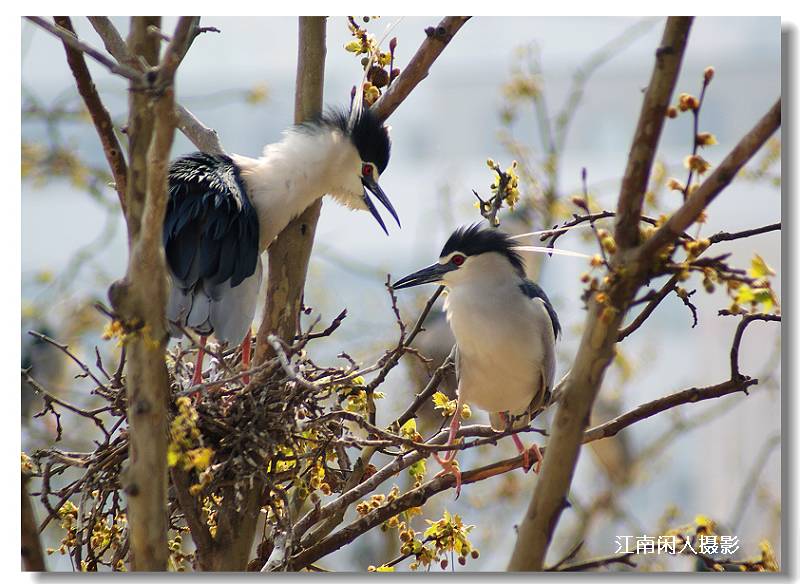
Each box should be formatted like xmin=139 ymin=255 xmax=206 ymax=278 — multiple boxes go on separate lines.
xmin=164 ymin=107 xmax=396 ymax=386
xmin=393 ymin=224 xmax=562 ymax=495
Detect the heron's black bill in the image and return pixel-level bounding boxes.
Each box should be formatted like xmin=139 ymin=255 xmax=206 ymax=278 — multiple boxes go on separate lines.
xmin=392 ymin=263 xmax=454 ymax=290
xmin=362 ymin=176 xmax=400 ymax=235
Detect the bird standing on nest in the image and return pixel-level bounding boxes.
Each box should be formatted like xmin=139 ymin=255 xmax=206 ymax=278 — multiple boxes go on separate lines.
xmin=393 ymin=224 xmax=561 ymax=496
xmin=163 ymin=107 xmax=396 ymax=387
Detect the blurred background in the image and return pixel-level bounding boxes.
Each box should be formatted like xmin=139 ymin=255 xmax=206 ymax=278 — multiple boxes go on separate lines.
xmin=21 ymin=16 xmax=781 ymax=571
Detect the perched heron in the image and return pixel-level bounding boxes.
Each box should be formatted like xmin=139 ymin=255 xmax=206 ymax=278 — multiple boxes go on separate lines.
xmin=393 ymin=224 xmax=560 ymax=495
xmin=164 ymin=107 xmax=396 ymax=386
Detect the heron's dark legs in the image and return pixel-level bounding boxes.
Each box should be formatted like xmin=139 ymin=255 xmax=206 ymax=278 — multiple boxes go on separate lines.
xmin=500 ymin=411 xmax=543 ymax=474
xmin=240 ymin=330 xmax=252 ymax=385
xmin=191 ymin=335 xmax=208 ymax=387
xmin=433 ymin=394 xmax=464 ymax=498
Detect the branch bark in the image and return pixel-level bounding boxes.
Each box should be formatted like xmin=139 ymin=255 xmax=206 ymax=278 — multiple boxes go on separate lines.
xmin=53 ymin=16 xmax=128 ymax=211
xmin=104 ymin=16 xmax=191 ymax=571
xmin=25 ymin=16 xmax=142 ymax=80
xmin=88 ymin=16 xmax=225 ymax=154
xmin=371 ymin=16 xmax=471 ymax=122
xmin=509 ymin=18 xmax=694 ymax=571
xmin=208 ymin=17 xmax=328 ymax=572
xmin=507 ymin=21 xmax=781 ymax=570
xmin=639 ymin=98 xmax=782 ymax=260
xmin=22 ymin=472 xmax=46 ymax=571
xmin=614 ymin=17 xmax=692 ymax=250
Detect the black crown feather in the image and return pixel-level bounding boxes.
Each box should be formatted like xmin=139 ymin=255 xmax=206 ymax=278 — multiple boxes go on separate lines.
xmin=305 ymin=107 xmax=391 ymax=174
xmin=440 ymin=223 xmax=525 ymax=275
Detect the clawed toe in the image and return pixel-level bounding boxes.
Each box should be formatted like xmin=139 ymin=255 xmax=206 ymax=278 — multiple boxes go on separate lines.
xmin=434 ymin=454 xmax=463 ymax=498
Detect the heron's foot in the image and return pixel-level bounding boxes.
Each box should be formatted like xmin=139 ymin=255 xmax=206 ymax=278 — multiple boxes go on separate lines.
xmin=434 ymin=453 xmax=463 ymax=499
xmin=520 ymin=443 xmax=543 ymax=474
xmin=510 ymin=429 xmax=543 ymax=474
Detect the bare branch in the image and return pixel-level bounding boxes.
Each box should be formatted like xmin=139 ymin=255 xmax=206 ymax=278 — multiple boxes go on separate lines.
xmin=708 ymin=222 xmax=780 ymax=244
xmin=87 ymin=16 xmax=138 ymax=68
xmin=581 ymin=377 xmax=757 ymax=444
xmin=551 ymin=551 xmax=637 ymax=571
xmin=174 ymin=103 xmax=226 ymax=154
xmin=25 ymin=16 xmax=142 ymax=81
xmin=22 ymin=472 xmax=47 ymax=571
xmin=640 ymin=98 xmax=781 ymax=260
xmin=371 ymin=17 xmax=471 ymax=121
xmin=614 ymin=17 xmax=692 ymax=249
xmin=88 ymin=16 xmax=225 ymax=153
xmin=617 ymin=274 xmax=680 ymax=341
xmin=728 ymin=313 xmax=781 ymax=380
xmin=52 ymin=16 xmax=128 ymax=211
xmin=156 ymin=17 xmax=200 ymax=84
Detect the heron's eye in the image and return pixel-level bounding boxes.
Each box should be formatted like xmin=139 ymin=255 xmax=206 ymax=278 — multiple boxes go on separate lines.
xmin=362 ymin=164 xmax=373 ymax=176
xmin=451 ymin=254 xmax=466 ymax=266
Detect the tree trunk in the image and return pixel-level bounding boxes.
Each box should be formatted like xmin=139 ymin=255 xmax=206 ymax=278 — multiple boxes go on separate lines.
xmin=204 ymin=16 xmax=328 ymax=571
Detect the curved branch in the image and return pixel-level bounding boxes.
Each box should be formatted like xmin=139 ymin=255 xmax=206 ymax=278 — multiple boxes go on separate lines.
xmin=22 ymin=472 xmax=46 ymax=571
xmin=291 ymin=368 xmax=758 ymax=570
xmin=88 ymin=16 xmax=225 ymax=153
xmin=640 ymin=99 xmax=781 ymax=260
xmin=371 ymin=16 xmax=471 ymax=122
xmin=614 ymin=17 xmax=692 ymax=250
xmin=617 ymin=274 xmax=680 ymax=341
xmin=52 ymin=16 xmax=128 ymax=211
xmin=25 ymin=17 xmax=141 ymax=80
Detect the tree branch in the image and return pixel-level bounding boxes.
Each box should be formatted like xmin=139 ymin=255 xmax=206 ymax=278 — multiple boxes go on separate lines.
xmin=291 ymin=357 xmax=765 ymax=570
xmin=371 ymin=16 xmax=471 ymax=122
xmin=614 ymin=17 xmax=692 ymax=249
xmin=707 ymin=222 xmax=780 ymax=244
xmin=174 ymin=103 xmax=226 ymax=154
xmin=617 ymin=274 xmax=680 ymax=341
xmin=581 ymin=377 xmax=757 ymax=444
xmin=215 ymin=16 xmax=328 ymax=573
xmin=105 ymin=16 xmax=181 ymax=571
xmin=88 ymin=16 xmax=226 ymax=153
xmin=22 ymin=471 xmax=46 ymax=571
xmin=25 ymin=16 xmax=142 ymax=81
xmin=640 ymin=99 xmax=782 ymax=259
xmin=52 ymin=16 xmax=128 ymax=211
xmin=509 ymin=18 xmax=694 ymax=571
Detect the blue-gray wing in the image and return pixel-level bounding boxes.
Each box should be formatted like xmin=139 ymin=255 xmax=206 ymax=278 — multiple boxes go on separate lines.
xmin=163 ymin=152 xmax=260 ymax=343
xmin=519 ymin=279 xmax=560 ymax=339
xmin=520 ymin=278 xmax=558 ymax=408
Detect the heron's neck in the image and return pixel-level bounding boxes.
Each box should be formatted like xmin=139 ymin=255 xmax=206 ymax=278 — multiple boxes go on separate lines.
xmin=233 ymin=128 xmax=354 ymax=249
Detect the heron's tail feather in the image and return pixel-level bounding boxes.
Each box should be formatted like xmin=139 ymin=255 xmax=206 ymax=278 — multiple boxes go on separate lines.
xmin=166 ymin=256 xmax=262 ymax=344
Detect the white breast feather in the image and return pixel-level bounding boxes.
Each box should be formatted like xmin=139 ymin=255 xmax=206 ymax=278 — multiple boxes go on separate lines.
xmin=444 ymin=262 xmax=556 ymax=417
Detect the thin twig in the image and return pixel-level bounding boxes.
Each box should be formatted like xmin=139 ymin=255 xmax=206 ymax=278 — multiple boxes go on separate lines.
xmin=25 ymin=17 xmax=142 ymax=81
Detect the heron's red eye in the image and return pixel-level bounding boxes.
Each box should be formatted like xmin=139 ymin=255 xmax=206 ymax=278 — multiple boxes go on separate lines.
xmin=362 ymin=164 xmax=373 ymax=176
xmin=451 ymin=254 xmax=466 ymax=266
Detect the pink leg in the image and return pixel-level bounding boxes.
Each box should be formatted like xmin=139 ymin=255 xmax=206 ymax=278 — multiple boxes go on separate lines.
xmin=500 ymin=411 xmax=543 ymax=474
xmin=241 ymin=330 xmax=252 ymax=385
xmin=434 ymin=395 xmax=464 ymax=497
xmin=191 ymin=335 xmax=207 ymax=387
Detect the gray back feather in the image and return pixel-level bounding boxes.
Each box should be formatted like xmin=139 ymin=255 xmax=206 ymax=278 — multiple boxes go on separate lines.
xmin=166 ymin=256 xmax=262 ymax=344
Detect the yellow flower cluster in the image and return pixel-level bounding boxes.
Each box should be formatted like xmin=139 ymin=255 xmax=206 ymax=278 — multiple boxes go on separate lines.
xmin=422 ymin=510 xmax=479 ymax=568
xmin=432 ymin=391 xmax=471 ymax=420
xmin=168 ymin=397 xmax=215 ymax=495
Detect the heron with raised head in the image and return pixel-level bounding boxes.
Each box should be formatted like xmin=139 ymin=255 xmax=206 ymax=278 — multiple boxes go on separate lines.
xmin=164 ymin=107 xmax=396 ymax=387
xmin=393 ymin=224 xmax=562 ymax=495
